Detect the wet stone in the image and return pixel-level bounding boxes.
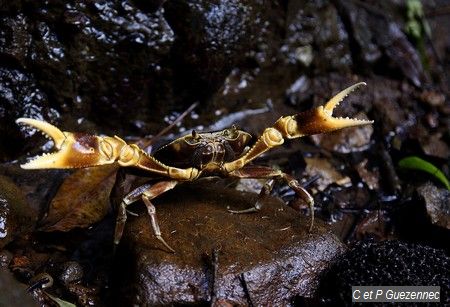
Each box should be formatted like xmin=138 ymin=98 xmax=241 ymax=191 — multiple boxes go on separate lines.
xmin=59 ymin=261 xmax=84 ymax=286
xmin=117 ymin=184 xmax=345 ymax=305
xmin=0 ymin=175 xmax=36 ymax=249
xmin=417 ymin=182 xmax=450 ymax=230
xmin=318 ymin=240 xmax=450 ymax=305
xmin=0 ymin=68 xmax=55 ymax=161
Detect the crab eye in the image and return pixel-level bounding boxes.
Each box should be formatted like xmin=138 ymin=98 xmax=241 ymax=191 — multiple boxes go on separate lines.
xmin=222 ymin=128 xmax=238 ymax=139
xmin=185 ymin=131 xmax=202 ymax=145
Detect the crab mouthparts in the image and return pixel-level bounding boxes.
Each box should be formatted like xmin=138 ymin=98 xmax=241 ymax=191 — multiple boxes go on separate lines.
xmin=320 ymin=82 xmax=373 ymax=127
xmin=16 ymin=118 xmax=68 ymax=169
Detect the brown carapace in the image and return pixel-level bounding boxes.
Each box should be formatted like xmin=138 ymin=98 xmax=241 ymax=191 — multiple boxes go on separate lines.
xmin=17 ymin=82 xmax=373 ymax=252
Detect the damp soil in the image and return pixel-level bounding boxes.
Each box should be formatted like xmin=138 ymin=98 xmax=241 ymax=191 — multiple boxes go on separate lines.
xmin=0 ymin=0 xmax=449 ymax=306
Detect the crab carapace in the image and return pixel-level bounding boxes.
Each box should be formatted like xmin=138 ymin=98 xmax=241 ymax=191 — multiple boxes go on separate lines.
xmin=17 ymin=82 xmax=373 ymax=252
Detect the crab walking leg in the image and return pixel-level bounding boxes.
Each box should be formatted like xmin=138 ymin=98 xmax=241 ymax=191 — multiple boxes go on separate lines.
xmin=115 ymin=182 xmax=153 ymax=247
xmin=228 ymin=165 xmax=315 ymax=231
xmin=114 ymin=181 xmax=178 ymax=252
xmin=223 ymin=82 xmax=373 ymax=173
xmin=228 ymin=178 xmax=275 ymax=214
xmin=141 ymin=182 xmax=179 ymax=253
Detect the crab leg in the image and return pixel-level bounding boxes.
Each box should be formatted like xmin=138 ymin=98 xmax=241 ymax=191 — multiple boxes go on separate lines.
xmin=114 ymin=182 xmax=153 ymax=248
xmin=115 ymin=180 xmax=178 ymax=252
xmin=16 ymin=118 xmax=200 ymax=180
xmin=228 ymin=177 xmax=275 ymax=213
xmin=228 ymin=165 xmax=314 ymax=231
xmin=223 ymin=82 xmax=373 ymax=173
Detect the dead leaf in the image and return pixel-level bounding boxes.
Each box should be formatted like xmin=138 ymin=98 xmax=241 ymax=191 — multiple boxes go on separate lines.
xmin=304 ymin=157 xmax=351 ymax=191
xmin=40 ymin=165 xmax=118 ymax=232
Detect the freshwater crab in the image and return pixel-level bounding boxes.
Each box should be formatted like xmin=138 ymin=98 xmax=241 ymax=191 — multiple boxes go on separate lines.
xmin=17 ymin=82 xmax=372 ymax=252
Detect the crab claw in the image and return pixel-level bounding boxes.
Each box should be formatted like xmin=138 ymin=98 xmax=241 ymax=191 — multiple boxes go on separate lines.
xmin=16 ymin=118 xmax=127 ymax=169
xmin=274 ymin=82 xmax=373 ymax=138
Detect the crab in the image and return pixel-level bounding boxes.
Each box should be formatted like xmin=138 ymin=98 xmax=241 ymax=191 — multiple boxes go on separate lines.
xmin=17 ymin=82 xmax=372 ymax=252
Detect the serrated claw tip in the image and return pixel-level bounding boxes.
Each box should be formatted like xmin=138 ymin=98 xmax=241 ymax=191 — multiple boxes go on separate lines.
xmin=16 ymin=118 xmax=66 ymax=149
xmin=324 ymin=82 xmax=367 ymax=113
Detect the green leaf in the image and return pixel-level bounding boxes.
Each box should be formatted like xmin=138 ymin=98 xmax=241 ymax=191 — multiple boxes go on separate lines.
xmin=399 ymin=156 xmax=450 ymax=190
xmin=46 ymin=292 xmax=76 ymax=307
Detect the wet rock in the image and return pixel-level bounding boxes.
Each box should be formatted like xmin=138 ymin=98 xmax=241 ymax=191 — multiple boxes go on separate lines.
xmin=419 ymin=133 xmax=450 ymax=159
xmin=420 ymin=90 xmax=446 ymax=107
xmin=116 ymin=184 xmax=345 ymax=305
xmin=380 ymin=22 xmax=423 ymax=87
xmin=417 ymin=182 xmax=450 ymax=230
xmin=164 ymin=0 xmax=277 ymax=106
xmin=283 ymin=1 xmax=351 ymax=70
xmin=1 ymin=0 xmax=176 ymax=136
xmin=354 ymin=211 xmax=392 ymax=241
xmin=334 ymin=1 xmax=423 ymax=86
xmin=0 ymin=0 xmax=290 ymax=138
xmin=0 ymin=175 xmax=37 ymax=249
xmin=0 ymin=268 xmax=37 ymax=307
xmin=0 ymin=68 xmax=57 ymax=161
xmin=0 ymin=250 xmax=13 ymax=268
xmin=0 ymin=14 xmax=31 ymax=64
xmin=317 ymin=240 xmax=450 ymax=306
xmin=318 ymin=185 xmax=371 ymax=236
xmin=59 ymin=261 xmax=83 ymax=285
xmin=34 ymin=0 xmax=175 ymax=133
xmin=65 ymin=283 xmax=99 ymax=306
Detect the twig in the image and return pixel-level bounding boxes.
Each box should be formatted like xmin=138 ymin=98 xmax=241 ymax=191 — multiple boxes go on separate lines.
xmin=143 ymin=101 xmax=198 ymax=148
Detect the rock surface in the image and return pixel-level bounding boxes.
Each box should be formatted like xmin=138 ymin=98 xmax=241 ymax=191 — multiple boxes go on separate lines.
xmin=318 ymin=240 xmax=450 ymax=306
xmin=0 ymin=174 xmax=36 ymax=249
xmin=417 ymin=182 xmax=450 ymax=230
xmin=116 ymin=183 xmax=345 ymax=305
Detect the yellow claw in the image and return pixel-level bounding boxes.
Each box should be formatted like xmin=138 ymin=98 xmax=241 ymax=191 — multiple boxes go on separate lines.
xmin=319 ymin=81 xmax=372 ymax=129
xmin=16 ymin=118 xmax=127 ymax=169
xmin=16 ymin=118 xmax=66 ymax=149
xmin=323 ymin=82 xmax=367 ymax=113
xmin=274 ymin=82 xmax=373 ymax=138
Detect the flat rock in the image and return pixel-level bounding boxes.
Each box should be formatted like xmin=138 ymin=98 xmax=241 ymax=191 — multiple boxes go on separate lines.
xmin=116 ymin=183 xmax=345 ymax=305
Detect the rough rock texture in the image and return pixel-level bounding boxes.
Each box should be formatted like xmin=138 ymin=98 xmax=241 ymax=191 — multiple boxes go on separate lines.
xmin=0 ymin=268 xmax=37 ymax=306
xmin=317 ymin=240 xmax=450 ymax=306
xmin=115 ymin=184 xmax=345 ymax=305
xmin=0 ymin=175 xmax=36 ymax=249
xmin=0 ymin=0 xmax=280 ymax=162
xmin=417 ymin=182 xmax=450 ymax=230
